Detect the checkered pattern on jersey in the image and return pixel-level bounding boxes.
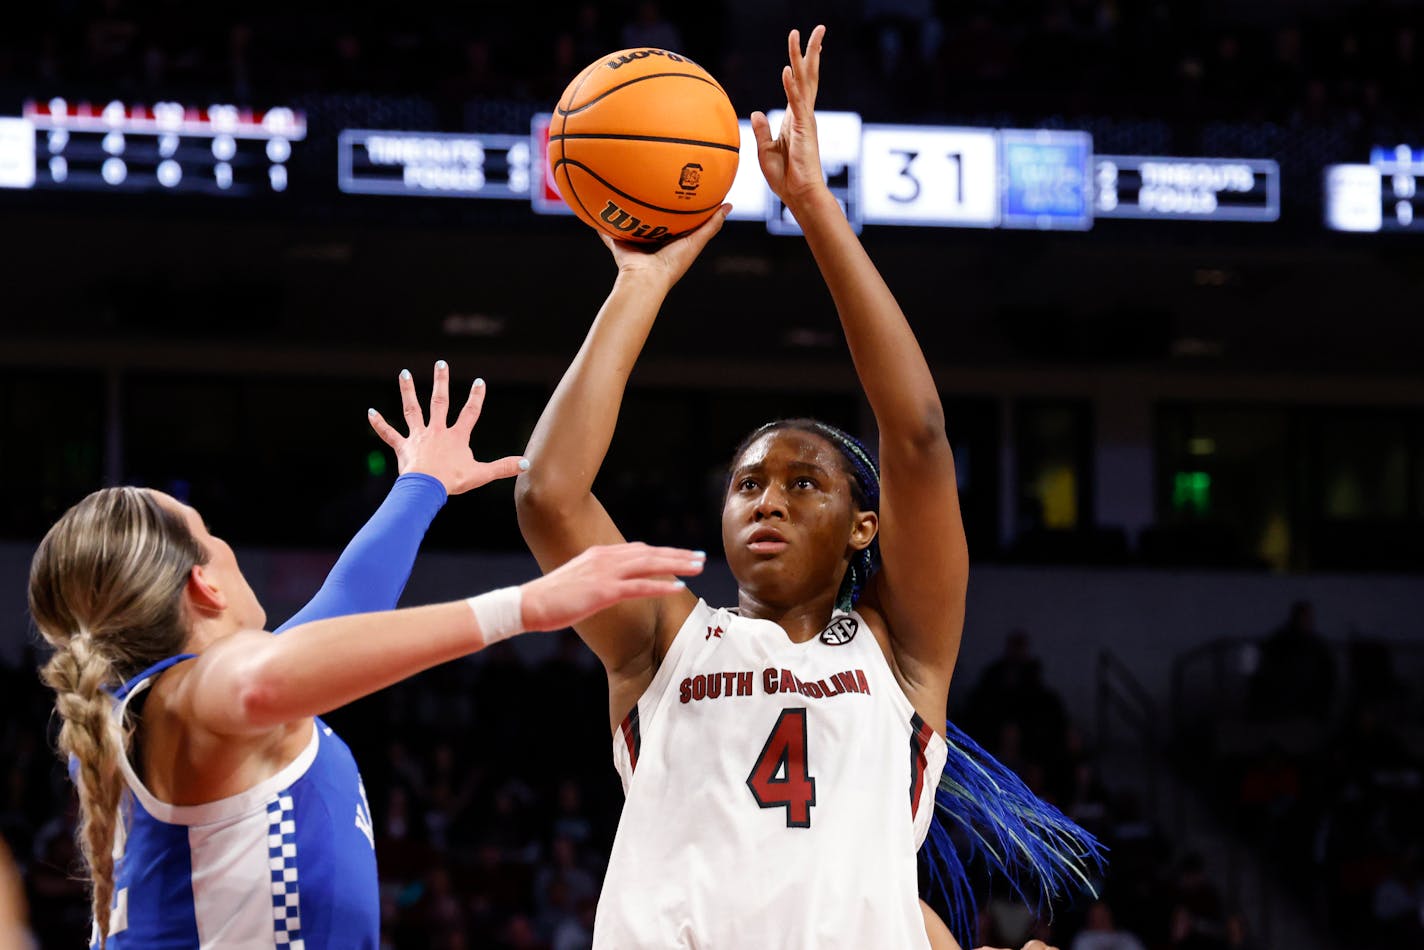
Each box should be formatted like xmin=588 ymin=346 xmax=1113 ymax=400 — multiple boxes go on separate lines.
xmin=267 ymin=792 xmax=305 ymax=948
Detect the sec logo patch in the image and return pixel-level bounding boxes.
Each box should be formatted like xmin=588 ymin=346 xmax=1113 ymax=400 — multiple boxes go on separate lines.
xmin=819 ymin=617 xmax=858 ymax=645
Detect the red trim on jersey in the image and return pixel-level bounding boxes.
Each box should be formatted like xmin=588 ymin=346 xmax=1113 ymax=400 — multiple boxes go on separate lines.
xmin=909 ymin=712 xmax=936 ymax=819
xmin=620 ymin=705 xmax=642 ymax=772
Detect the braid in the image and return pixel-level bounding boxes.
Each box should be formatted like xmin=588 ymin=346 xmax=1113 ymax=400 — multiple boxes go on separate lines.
xmin=735 ymin=419 xmax=882 ymax=612
xmin=41 ymin=636 xmax=125 ymax=948
xmin=28 ymin=486 xmax=204 ymax=947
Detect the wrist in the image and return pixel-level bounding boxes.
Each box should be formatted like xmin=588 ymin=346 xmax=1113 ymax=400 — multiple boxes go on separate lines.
xmin=393 ymin=471 xmax=449 ymax=501
xmin=465 ymin=586 xmax=524 ymax=648
xmin=782 ymin=184 xmax=838 ymax=219
xmin=612 ymin=268 xmax=673 ymax=297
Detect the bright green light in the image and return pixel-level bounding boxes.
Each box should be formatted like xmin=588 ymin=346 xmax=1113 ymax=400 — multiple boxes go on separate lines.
xmin=366 ymin=450 xmax=387 ymax=477
xmin=1171 ymin=471 xmax=1212 ymax=514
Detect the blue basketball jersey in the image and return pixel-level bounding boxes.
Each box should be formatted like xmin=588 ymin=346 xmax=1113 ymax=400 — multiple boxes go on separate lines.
xmin=99 ymin=656 xmax=379 ymax=949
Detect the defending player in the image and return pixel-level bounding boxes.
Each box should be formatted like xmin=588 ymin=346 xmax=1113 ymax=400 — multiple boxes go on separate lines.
xmin=516 ymin=26 xmax=1099 ymax=949
xmin=33 ymin=364 xmax=706 ymax=948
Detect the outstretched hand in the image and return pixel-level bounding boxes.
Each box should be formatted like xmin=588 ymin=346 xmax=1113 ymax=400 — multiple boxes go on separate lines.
xmin=601 ymin=203 xmax=731 ymax=290
xmin=367 ymin=360 xmax=527 ymax=495
xmin=520 ymin=542 xmax=705 ymax=632
xmin=750 ymin=25 xmax=828 ymax=208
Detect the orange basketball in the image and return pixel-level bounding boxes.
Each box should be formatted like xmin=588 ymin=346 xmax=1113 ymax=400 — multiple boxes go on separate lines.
xmin=549 ymin=48 xmax=739 ymax=242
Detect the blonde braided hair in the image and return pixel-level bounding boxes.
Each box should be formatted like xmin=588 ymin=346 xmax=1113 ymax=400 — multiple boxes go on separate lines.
xmin=29 ymin=487 xmax=203 ymax=947
xmin=40 ymin=637 xmax=125 ymax=946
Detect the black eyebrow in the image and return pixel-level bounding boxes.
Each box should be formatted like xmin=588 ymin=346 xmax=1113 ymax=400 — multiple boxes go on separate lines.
xmin=785 ymin=460 xmax=833 ymax=477
xmin=733 ymin=459 xmax=833 ymax=480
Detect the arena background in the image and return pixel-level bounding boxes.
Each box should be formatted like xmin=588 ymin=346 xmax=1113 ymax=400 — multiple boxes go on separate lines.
xmin=1 ymin=2 xmax=1422 ymax=947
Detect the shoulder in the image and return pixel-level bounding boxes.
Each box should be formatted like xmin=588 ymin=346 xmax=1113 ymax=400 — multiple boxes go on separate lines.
xmin=170 ymin=629 xmax=270 ymax=702
xmin=648 ymin=590 xmax=703 ymax=665
xmin=845 ymin=599 xmax=901 ymax=671
xmin=139 ymin=653 xmax=201 ymax=708
xmin=850 ymin=591 xmax=893 ymax=646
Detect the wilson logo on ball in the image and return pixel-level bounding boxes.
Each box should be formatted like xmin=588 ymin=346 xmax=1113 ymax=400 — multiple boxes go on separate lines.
xmin=604 ymin=49 xmax=697 ymax=70
xmin=678 ymin=163 xmax=703 ymax=190
xmin=599 ymin=200 xmax=670 ymax=240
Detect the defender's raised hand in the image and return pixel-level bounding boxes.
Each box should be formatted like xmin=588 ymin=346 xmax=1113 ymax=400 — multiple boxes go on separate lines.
xmin=750 ymin=25 xmax=828 ymax=207
xmin=367 ymin=360 xmax=527 ymax=495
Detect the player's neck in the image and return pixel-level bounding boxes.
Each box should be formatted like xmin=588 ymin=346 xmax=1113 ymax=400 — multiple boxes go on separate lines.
xmin=734 ymin=591 xmax=838 ymax=643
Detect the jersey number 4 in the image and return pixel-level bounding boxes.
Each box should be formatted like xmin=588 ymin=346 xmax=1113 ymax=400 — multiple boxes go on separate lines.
xmin=745 ymin=708 xmax=817 ymax=828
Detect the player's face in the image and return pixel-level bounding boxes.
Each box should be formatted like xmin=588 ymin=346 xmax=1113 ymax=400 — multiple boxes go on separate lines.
xmin=721 ymin=430 xmax=866 ymax=609
xmin=150 ymin=491 xmax=268 ymax=632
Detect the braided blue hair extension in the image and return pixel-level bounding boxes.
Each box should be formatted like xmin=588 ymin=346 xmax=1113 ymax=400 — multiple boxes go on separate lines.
xmin=922 ymin=720 xmax=1108 ymax=949
xmin=734 ymin=419 xmax=880 ymax=613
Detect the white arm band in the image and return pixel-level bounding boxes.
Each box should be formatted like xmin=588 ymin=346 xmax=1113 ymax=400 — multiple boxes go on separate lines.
xmin=465 ymin=586 xmax=524 ymax=647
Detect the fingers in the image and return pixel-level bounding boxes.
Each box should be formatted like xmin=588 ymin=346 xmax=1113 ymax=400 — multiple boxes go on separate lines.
xmin=397 ymin=368 xmax=424 ymax=431
xmin=615 ymin=578 xmax=694 ymax=600
xmin=429 ymin=359 xmax=451 ymax=429
xmin=781 ymin=65 xmax=801 ymax=116
xmin=783 ymin=25 xmax=824 ymax=115
xmin=607 ymin=543 xmax=707 ymax=579
xmin=452 ymin=376 xmax=487 ymax=437
xmin=474 ymin=455 xmax=528 ymax=485
xmin=366 ymin=407 xmax=403 ymax=449
xmin=682 ymin=205 xmax=731 ymax=249
xmin=750 ymin=110 xmax=771 ymax=149
xmin=806 ymin=24 xmax=825 ymax=91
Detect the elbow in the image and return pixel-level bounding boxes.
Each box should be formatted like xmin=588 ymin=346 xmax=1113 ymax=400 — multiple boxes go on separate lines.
xmin=898 ymin=400 xmax=949 ymax=453
xmin=512 ymin=468 xmax=540 ymax=512
xmin=234 ymin=662 xmax=285 ymax=732
xmin=513 ymin=471 xmax=547 ymax=524
xmin=514 ymin=468 xmax=580 ymax=526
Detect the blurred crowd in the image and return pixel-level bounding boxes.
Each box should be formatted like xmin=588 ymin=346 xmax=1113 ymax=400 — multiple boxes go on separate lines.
xmin=0 ymin=1 xmax=1421 ymax=131
xmin=955 ymin=633 xmax=1261 ymax=950
xmin=1182 ymin=600 xmax=1424 ymax=947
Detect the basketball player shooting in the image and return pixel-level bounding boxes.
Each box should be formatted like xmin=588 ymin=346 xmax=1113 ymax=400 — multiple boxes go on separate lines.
xmin=517 ymin=24 xmax=1101 ymax=949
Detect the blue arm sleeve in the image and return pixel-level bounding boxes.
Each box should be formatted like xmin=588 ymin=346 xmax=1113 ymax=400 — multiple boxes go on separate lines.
xmin=275 ymin=473 xmax=448 ymax=632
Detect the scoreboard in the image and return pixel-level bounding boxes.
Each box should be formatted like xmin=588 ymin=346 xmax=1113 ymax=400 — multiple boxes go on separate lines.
xmin=999 ymin=130 xmax=1094 ymax=230
xmin=859 ymin=125 xmax=998 ymax=228
xmin=1324 ymin=145 xmax=1423 ymax=232
xmin=338 ymin=115 xmax=1266 ymax=235
xmin=1 ymin=98 xmax=304 ymax=196
xmin=0 ymin=93 xmax=1331 ymax=235
xmin=1095 ymin=156 xmax=1279 ymax=221
xmin=338 ymin=129 xmax=531 ymax=199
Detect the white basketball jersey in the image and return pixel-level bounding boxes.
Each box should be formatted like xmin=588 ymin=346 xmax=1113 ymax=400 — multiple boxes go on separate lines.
xmin=594 ymin=599 xmax=948 ymax=950
xmin=99 ymin=656 xmax=380 ymax=948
